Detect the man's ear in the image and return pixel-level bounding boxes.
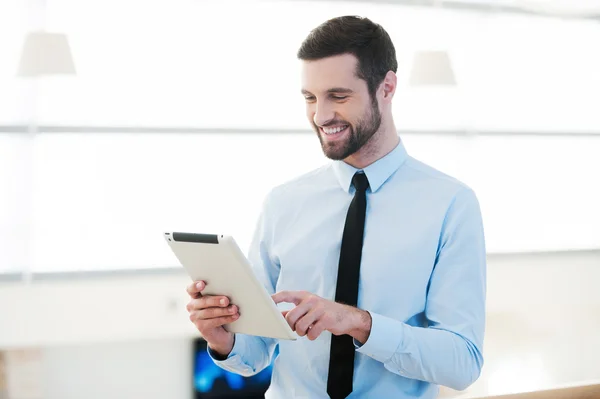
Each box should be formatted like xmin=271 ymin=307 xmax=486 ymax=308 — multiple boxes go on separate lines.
xmin=381 ymin=70 xmax=397 ymax=100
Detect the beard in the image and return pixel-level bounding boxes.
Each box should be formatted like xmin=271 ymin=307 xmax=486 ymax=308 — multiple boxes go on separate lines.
xmin=313 ymin=96 xmax=382 ymax=161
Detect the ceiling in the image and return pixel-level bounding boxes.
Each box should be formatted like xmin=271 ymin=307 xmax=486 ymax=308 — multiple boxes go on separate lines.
xmin=308 ymin=0 xmax=600 ymax=19
xmin=444 ymin=0 xmax=600 ymax=17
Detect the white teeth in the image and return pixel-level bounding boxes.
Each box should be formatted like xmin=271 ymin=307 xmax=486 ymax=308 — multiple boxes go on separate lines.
xmin=323 ymin=125 xmax=347 ymax=134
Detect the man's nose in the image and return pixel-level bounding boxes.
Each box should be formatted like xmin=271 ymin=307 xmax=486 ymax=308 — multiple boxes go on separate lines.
xmin=314 ymin=101 xmax=336 ymax=127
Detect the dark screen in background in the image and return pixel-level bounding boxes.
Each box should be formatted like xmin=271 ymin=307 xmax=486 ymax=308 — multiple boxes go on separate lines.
xmin=193 ymin=338 xmax=277 ymax=399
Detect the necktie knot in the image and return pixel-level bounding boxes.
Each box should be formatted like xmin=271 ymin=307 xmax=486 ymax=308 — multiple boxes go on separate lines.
xmin=352 ymin=172 xmax=369 ymax=193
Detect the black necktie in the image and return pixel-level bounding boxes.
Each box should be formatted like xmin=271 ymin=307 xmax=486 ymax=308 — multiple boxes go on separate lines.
xmin=327 ymin=172 xmax=369 ymax=399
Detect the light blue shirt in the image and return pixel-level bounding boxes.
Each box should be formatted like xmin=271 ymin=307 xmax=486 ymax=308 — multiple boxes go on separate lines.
xmin=209 ymin=139 xmax=486 ymax=398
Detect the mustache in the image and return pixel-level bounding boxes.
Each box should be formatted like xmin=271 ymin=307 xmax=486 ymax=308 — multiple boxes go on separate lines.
xmin=314 ymin=120 xmax=350 ymax=128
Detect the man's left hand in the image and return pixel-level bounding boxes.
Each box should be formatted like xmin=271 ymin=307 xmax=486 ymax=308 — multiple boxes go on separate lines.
xmin=272 ymin=291 xmax=372 ymax=343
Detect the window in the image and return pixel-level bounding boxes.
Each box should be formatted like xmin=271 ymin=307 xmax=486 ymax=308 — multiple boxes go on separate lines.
xmin=2 ymin=0 xmax=600 ymax=273
xmin=28 ymin=132 xmax=327 ymax=271
xmin=0 ymin=1 xmax=29 ymax=124
xmin=0 ymin=134 xmax=32 ymax=273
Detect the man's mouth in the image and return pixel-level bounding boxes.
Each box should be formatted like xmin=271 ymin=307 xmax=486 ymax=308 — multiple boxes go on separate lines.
xmin=320 ymin=125 xmax=349 ymax=139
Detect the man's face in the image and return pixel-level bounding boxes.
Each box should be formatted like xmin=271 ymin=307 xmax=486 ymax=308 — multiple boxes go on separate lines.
xmin=301 ymin=54 xmax=381 ymax=161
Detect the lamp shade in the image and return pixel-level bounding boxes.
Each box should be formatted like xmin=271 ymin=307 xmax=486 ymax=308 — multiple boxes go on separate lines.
xmin=408 ymin=51 xmax=456 ymax=87
xmin=17 ymin=31 xmax=76 ymax=77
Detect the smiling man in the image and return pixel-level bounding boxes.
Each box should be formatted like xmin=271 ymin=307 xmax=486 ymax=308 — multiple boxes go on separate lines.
xmin=186 ymin=16 xmax=486 ymax=399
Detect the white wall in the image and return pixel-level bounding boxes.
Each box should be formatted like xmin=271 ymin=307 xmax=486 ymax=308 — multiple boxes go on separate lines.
xmin=1 ymin=250 xmax=599 ymax=399
xmin=486 ymin=250 xmax=600 ymax=311
xmin=1 ymin=250 xmax=599 ymax=348
xmin=0 ymin=271 xmax=197 ymax=348
xmin=41 ymin=338 xmax=192 ymax=399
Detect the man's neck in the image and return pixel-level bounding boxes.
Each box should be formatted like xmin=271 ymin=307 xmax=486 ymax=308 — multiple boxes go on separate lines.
xmin=344 ymin=123 xmax=400 ymax=169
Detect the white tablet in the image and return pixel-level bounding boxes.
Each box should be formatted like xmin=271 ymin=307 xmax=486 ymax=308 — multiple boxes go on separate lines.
xmin=164 ymin=232 xmax=297 ymax=340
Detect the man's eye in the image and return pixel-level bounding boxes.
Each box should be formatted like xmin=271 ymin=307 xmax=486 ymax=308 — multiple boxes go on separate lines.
xmin=332 ymin=96 xmax=348 ymax=100
xmin=304 ymin=96 xmax=316 ymax=102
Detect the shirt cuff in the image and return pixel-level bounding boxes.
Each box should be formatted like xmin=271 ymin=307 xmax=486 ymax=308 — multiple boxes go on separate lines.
xmin=354 ymin=311 xmax=405 ymax=364
xmin=207 ymin=334 xmax=244 ymax=366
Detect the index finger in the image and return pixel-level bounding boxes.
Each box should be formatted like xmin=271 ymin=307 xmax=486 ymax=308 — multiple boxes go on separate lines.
xmin=186 ymin=281 xmax=206 ymax=296
xmin=272 ymin=290 xmax=308 ymax=306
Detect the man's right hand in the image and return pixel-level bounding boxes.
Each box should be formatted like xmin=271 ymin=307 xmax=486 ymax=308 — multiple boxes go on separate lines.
xmin=186 ymin=280 xmax=239 ymax=358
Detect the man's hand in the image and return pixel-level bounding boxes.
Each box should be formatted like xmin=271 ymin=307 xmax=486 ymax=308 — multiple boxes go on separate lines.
xmin=186 ymin=280 xmax=239 ymax=357
xmin=272 ymin=291 xmax=372 ymax=343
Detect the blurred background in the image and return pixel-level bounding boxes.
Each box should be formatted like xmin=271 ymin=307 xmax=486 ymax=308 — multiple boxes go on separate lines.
xmin=1 ymin=0 xmax=599 ymax=398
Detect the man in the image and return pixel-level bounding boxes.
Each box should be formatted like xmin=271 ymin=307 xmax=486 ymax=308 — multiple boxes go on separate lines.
xmin=186 ymin=16 xmax=486 ymax=399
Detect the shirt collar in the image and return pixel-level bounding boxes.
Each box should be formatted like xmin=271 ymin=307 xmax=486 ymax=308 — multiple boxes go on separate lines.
xmin=332 ymin=139 xmax=408 ymax=194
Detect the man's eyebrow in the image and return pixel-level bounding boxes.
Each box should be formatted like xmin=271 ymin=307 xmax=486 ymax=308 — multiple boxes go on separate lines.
xmin=301 ymin=88 xmax=354 ymax=95
xmin=327 ymin=87 xmax=354 ymax=94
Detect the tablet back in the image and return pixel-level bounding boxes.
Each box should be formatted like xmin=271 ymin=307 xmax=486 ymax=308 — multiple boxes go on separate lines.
xmin=165 ymin=232 xmax=296 ymax=340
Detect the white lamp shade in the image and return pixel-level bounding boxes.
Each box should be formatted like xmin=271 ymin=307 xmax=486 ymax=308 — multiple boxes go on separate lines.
xmin=408 ymin=51 xmax=456 ymax=87
xmin=17 ymin=31 xmax=76 ymax=77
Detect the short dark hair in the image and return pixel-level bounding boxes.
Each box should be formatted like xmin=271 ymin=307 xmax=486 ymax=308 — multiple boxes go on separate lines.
xmin=297 ymin=16 xmax=398 ymax=98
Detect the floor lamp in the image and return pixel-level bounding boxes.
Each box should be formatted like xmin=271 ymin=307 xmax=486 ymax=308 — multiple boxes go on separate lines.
xmin=16 ymin=31 xmax=76 ymax=282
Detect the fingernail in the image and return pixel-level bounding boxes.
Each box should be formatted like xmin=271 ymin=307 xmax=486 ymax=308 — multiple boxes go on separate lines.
xmin=220 ymin=298 xmax=226 ymax=305
xmin=196 ymin=282 xmax=203 ymax=290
